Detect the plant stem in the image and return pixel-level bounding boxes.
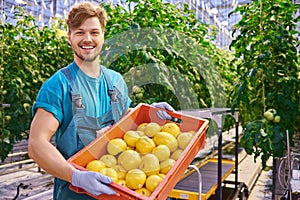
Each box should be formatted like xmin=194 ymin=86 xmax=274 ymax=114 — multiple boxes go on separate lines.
xmin=259 ymin=0 xmax=266 ymax=112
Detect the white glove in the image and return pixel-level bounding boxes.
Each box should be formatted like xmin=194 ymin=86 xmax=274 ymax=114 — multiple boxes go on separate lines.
xmin=151 ymin=102 xmax=175 ymax=120
xmin=72 ymin=170 xmax=116 ymax=196
xmin=96 ymin=126 xmax=111 ymax=137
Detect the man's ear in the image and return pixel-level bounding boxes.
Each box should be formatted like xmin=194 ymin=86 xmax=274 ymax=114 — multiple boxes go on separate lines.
xmin=67 ymin=31 xmax=71 ymax=44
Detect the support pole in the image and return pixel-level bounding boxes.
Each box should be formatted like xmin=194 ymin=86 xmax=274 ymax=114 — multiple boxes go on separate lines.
xmin=272 ymin=157 xmax=277 ymax=200
xmin=217 ymin=127 xmax=222 ymax=200
xmin=235 ymin=121 xmax=239 ymax=189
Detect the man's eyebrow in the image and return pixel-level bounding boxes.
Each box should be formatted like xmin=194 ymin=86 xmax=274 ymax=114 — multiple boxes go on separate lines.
xmin=74 ymin=28 xmax=101 ymax=31
xmin=73 ymin=28 xmax=84 ymax=31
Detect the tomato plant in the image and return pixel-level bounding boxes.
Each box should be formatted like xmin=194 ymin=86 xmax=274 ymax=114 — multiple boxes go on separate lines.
xmin=101 ymin=0 xmax=237 ymax=129
xmin=101 ymin=0 xmax=239 ymax=135
xmin=0 ymin=7 xmax=72 ymax=161
xmin=230 ymin=0 xmax=300 ymax=168
xmin=0 ymin=1 xmax=237 ymax=161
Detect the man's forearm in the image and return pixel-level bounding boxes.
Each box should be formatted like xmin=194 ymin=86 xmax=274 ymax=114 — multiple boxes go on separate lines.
xmin=28 ymin=138 xmax=75 ymax=183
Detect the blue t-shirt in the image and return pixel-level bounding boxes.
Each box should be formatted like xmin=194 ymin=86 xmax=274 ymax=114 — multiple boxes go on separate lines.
xmin=32 ymin=62 xmax=131 ymax=143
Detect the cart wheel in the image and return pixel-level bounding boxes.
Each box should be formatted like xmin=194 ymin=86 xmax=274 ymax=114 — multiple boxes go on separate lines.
xmin=238 ymin=183 xmax=249 ymax=200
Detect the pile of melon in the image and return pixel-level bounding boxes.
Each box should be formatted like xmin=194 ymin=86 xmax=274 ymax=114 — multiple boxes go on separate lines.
xmin=85 ymin=122 xmax=196 ymax=197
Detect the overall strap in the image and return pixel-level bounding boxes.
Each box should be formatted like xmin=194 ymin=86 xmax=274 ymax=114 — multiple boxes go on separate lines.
xmin=101 ymin=66 xmax=122 ymax=122
xmin=101 ymin=66 xmax=118 ymax=102
xmin=61 ymin=68 xmax=84 ymax=108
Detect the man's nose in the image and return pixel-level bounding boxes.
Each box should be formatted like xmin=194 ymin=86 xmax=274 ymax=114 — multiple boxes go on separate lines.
xmin=84 ymin=33 xmax=92 ymax=41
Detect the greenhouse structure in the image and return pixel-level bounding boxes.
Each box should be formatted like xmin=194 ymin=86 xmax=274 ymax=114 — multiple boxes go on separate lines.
xmin=0 ymin=0 xmax=299 ymax=200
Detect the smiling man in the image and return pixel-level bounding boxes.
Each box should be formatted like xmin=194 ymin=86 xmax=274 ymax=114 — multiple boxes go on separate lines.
xmin=28 ymin=1 xmax=174 ymax=200
xmin=28 ymin=2 xmax=124 ymax=199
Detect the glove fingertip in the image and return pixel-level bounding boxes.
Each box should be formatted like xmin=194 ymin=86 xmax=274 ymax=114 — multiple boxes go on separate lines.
xmin=97 ymin=173 xmax=113 ymax=184
xmin=167 ymin=115 xmax=173 ymax=120
xmin=167 ymin=106 xmax=175 ymax=112
xmin=106 ymin=188 xmax=117 ymax=195
xmin=100 ymin=184 xmax=117 ymax=195
xmin=165 ymin=103 xmax=175 ymax=112
xmin=164 ymin=112 xmax=172 ymax=120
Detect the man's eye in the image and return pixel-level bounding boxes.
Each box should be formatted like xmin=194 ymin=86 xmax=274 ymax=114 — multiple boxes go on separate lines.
xmin=92 ymin=32 xmax=100 ymax=35
xmin=75 ymin=32 xmax=83 ymax=35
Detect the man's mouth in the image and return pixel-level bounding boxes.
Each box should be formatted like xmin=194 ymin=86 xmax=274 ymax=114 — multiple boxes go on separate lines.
xmin=80 ymin=45 xmax=95 ymax=49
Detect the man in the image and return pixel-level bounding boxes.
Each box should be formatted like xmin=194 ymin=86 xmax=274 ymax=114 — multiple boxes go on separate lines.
xmin=28 ymin=2 xmax=174 ymax=200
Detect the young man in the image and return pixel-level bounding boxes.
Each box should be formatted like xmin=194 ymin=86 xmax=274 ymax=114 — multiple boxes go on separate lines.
xmin=28 ymin=2 xmax=173 ymax=199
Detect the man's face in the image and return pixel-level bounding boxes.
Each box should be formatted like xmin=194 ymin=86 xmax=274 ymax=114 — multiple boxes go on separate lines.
xmin=68 ymin=17 xmax=104 ymax=63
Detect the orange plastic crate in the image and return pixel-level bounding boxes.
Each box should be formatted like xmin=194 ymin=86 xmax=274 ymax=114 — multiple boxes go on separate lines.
xmin=67 ymin=103 xmax=209 ymax=200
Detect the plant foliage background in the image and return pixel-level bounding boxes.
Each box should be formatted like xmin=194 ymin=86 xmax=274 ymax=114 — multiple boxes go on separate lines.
xmin=0 ymin=8 xmax=72 ymax=161
xmin=2 ymin=0 xmax=299 ymax=167
xmin=230 ymin=0 xmax=300 ymax=168
xmin=0 ymin=0 xmax=236 ymax=161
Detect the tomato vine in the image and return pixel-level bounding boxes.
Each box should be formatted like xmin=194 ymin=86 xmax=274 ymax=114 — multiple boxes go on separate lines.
xmin=230 ymin=0 xmax=300 ymax=168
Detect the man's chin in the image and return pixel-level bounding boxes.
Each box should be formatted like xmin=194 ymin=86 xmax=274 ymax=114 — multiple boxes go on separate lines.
xmin=77 ymin=55 xmax=98 ymax=63
xmin=83 ymin=58 xmax=97 ymax=62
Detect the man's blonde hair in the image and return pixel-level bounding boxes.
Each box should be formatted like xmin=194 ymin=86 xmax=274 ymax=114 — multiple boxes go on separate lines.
xmin=66 ymin=1 xmax=107 ymax=32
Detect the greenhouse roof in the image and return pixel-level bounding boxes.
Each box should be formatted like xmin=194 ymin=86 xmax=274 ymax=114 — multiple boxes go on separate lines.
xmin=2 ymin=0 xmax=298 ymax=48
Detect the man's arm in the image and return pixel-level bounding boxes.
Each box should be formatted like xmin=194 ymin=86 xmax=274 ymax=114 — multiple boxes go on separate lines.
xmin=28 ymin=108 xmax=75 ymax=183
xmin=28 ymin=108 xmax=116 ymax=196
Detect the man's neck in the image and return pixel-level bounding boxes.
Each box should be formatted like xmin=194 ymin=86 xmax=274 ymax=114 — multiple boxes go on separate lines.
xmin=74 ymin=58 xmax=100 ymax=78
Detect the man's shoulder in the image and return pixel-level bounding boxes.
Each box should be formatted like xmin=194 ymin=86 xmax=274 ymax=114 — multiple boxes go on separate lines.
xmin=48 ymin=62 xmax=76 ymax=82
xmin=45 ymin=69 xmax=68 ymax=84
xmin=103 ymin=66 xmax=122 ymax=75
xmin=102 ymin=66 xmax=124 ymax=81
xmin=40 ymin=65 xmax=73 ymax=92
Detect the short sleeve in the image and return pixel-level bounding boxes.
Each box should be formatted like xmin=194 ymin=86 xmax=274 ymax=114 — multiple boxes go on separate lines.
xmin=32 ymin=71 xmax=70 ymax=124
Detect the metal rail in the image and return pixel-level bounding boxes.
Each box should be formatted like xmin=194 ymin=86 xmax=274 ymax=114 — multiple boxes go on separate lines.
xmin=0 ymin=151 xmax=41 ymax=174
xmin=180 ymin=108 xmax=239 ymax=200
xmin=188 ymin=164 xmax=202 ymax=200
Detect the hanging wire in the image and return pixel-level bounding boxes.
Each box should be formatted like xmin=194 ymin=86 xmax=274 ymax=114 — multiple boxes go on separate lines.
xmin=1 ymin=0 xmax=248 ymax=48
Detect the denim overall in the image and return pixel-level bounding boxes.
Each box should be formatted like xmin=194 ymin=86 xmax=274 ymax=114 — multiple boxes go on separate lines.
xmin=54 ymin=66 xmax=125 ymax=200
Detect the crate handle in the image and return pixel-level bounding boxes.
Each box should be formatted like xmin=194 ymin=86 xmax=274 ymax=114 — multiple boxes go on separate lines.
xmin=169 ymin=116 xmax=182 ymax=124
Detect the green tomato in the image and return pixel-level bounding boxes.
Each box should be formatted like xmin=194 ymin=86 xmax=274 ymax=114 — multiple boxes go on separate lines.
xmin=135 ymin=93 xmax=143 ymax=99
xmin=263 ymin=111 xmax=274 ymax=121
xmin=132 ymin=86 xmax=142 ymax=94
xmin=274 ymin=115 xmax=281 ymax=123
xmin=5 ymin=115 xmax=12 ymax=121
xmin=2 ymin=90 xmax=7 ymax=95
xmin=194 ymin=83 xmax=201 ymax=91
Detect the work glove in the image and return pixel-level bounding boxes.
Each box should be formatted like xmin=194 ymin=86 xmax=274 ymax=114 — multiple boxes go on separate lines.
xmin=96 ymin=125 xmax=111 ymax=137
xmin=72 ymin=169 xmax=116 ymax=196
xmin=151 ymin=102 xmax=175 ymax=120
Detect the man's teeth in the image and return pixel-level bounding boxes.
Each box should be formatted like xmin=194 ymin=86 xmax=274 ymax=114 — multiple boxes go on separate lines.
xmin=81 ymin=46 xmax=94 ymax=49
